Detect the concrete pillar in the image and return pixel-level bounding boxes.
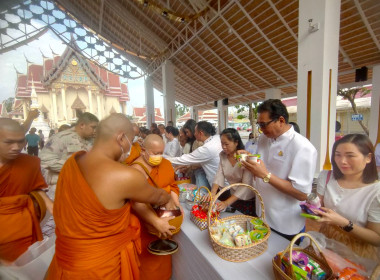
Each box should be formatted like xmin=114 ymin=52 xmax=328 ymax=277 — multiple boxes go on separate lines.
xmin=217 ymin=99 xmax=228 ymax=133
xmin=96 ymin=93 xmax=102 ymax=119
xmin=87 ymin=86 xmax=93 ymax=113
xmin=369 ymin=64 xmax=380 ymax=145
xmin=61 ymin=86 xmax=68 ymax=121
xmin=162 ymin=60 xmax=176 ymax=125
xmin=265 ymin=88 xmax=282 ymax=100
xmin=297 ymin=0 xmax=341 ymax=172
xmin=145 ymin=76 xmax=155 ymax=128
xmin=190 ymin=106 xmax=199 ymax=122
xmin=52 ymin=89 xmax=57 ymax=125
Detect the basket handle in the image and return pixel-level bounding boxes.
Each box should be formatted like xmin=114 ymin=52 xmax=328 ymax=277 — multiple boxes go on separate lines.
xmin=279 ymin=232 xmax=329 ymax=278
xmin=194 ymin=186 xmax=212 ymax=204
xmin=207 ymin=183 xmax=265 ymax=228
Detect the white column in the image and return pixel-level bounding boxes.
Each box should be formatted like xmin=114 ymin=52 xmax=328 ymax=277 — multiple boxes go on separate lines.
xmin=22 ymin=101 xmax=27 ymax=120
xmin=122 ymin=102 xmax=128 ymax=115
xmin=96 ymin=93 xmax=102 ymax=119
xmin=88 ymin=87 xmax=93 ymax=113
xmin=369 ymin=65 xmax=380 ymax=145
xmin=264 ymin=88 xmax=281 ymax=100
xmin=297 ymin=0 xmax=341 ymax=172
xmin=190 ymin=106 xmax=199 ymax=122
xmin=61 ymin=86 xmax=68 ymax=121
xmin=52 ymin=89 xmax=58 ymax=125
xmin=162 ymin=60 xmax=176 ymax=125
xmin=145 ymin=76 xmax=155 ymax=128
xmin=217 ymin=99 xmax=228 ymax=133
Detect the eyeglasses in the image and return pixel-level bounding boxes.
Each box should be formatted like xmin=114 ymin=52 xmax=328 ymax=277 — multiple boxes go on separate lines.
xmin=256 ymin=119 xmax=276 ymax=129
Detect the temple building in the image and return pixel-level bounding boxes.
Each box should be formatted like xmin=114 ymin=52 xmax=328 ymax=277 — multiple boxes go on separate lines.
xmin=10 ymin=44 xmax=129 ymax=129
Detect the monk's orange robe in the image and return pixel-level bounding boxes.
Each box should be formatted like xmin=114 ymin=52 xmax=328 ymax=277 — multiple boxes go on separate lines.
xmin=124 ymin=142 xmax=142 ymax=165
xmin=0 ymin=154 xmax=47 ymax=262
xmin=46 ymin=151 xmax=141 ymax=280
xmin=133 ymin=158 xmax=179 ymax=280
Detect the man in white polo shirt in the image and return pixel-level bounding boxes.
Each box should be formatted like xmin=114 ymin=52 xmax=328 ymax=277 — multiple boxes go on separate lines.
xmin=166 ymin=121 xmax=222 ymax=188
xmin=242 ymin=99 xmax=317 ymax=243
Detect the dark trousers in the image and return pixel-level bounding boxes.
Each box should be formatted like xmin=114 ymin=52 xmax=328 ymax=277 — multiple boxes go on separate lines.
xmin=27 ymin=146 xmax=39 ymax=156
xmin=271 ymin=227 xmax=305 ymax=245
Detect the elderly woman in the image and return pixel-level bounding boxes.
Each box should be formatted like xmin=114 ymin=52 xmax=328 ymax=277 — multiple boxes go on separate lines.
xmin=316 ymin=134 xmax=380 ymax=261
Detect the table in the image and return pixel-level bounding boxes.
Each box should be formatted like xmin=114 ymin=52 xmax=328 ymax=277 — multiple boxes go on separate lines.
xmin=172 ymin=206 xmax=290 ymax=280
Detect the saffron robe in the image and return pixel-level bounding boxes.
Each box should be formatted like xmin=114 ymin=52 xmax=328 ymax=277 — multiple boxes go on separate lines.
xmin=131 ymin=159 xmax=179 ymax=280
xmin=124 ymin=142 xmax=142 ymax=165
xmin=0 ymin=154 xmax=46 ymax=262
xmin=46 ymin=151 xmax=141 ymax=280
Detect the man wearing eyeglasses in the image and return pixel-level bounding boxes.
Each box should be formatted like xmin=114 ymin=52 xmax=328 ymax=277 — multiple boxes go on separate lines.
xmin=241 ymin=99 xmax=317 ymax=243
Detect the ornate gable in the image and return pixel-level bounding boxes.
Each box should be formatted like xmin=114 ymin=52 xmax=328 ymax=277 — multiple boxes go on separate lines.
xmin=71 ymin=96 xmax=86 ymax=109
xmin=42 ymin=45 xmax=107 ymax=90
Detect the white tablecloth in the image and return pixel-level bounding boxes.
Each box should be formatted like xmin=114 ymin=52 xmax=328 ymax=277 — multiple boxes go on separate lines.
xmin=172 ymin=206 xmax=290 ymax=280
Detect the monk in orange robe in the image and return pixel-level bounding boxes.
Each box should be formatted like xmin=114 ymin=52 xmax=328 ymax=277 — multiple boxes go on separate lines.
xmin=0 ymin=119 xmax=53 ymax=262
xmin=124 ymin=123 xmax=142 ymax=164
xmin=46 ymin=114 xmax=171 ymax=280
xmin=130 ymin=134 xmax=181 ymax=280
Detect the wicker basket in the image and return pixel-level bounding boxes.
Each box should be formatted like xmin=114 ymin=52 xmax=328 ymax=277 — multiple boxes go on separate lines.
xmin=190 ymin=186 xmax=220 ymax=231
xmin=272 ymin=232 xmax=334 ymax=280
xmin=207 ymin=183 xmax=271 ymax=262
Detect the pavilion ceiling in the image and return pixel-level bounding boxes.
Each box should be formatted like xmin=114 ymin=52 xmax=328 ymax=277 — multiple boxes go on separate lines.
xmin=54 ymin=0 xmax=380 ymax=110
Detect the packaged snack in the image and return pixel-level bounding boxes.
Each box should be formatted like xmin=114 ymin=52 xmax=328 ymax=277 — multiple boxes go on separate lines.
xmin=250 ymin=230 xmax=264 ymax=241
xmin=211 ymin=232 xmax=222 ymax=242
xmin=219 ymin=231 xmax=235 ymax=247
xmin=250 ymin=218 xmax=264 ymax=226
xmin=292 ymin=251 xmax=309 ymax=266
xmin=234 ymin=233 xmax=252 ymax=247
xmin=312 ymin=267 xmax=326 ymax=280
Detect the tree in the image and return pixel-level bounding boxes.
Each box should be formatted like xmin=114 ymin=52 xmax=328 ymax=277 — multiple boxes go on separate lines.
xmin=337 ymin=87 xmax=370 ymax=135
xmin=3 ymin=97 xmax=14 ymax=113
xmin=175 ymin=103 xmax=189 ymax=118
xmin=234 ymin=102 xmax=259 ymax=135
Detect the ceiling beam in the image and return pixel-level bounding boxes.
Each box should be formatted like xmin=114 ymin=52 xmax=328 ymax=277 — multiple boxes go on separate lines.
xmin=147 ymin=0 xmax=236 ymax=75
xmin=98 ymin=0 xmax=105 ymax=34
xmin=353 ymin=0 xmax=380 ymax=52
xmin=236 ymin=1 xmax=297 ymax=73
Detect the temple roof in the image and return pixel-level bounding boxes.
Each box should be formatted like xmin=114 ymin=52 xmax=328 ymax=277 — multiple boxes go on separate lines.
xmin=133 ymin=107 xmax=162 ymax=118
xmin=15 ymin=44 xmax=129 ymax=103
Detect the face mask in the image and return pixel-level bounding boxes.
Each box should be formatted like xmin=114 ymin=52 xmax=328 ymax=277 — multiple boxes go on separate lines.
xmin=133 ymin=136 xmax=139 ymax=143
xmin=148 ymin=154 xmax=163 ymax=166
xmin=118 ymin=134 xmax=132 ymax=162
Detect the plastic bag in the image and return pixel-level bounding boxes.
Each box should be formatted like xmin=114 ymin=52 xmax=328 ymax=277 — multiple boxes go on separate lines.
xmin=300 ymin=231 xmax=378 ymax=277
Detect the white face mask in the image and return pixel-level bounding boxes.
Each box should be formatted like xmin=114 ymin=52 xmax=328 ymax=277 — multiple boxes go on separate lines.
xmin=118 ymin=134 xmax=132 ymax=162
xmin=133 ymin=136 xmax=139 ymax=143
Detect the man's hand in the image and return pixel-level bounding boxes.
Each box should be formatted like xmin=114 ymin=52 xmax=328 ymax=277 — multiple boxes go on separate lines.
xmin=241 ymin=159 xmax=269 ymax=179
xmin=174 ymin=165 xmax=190 ymax=174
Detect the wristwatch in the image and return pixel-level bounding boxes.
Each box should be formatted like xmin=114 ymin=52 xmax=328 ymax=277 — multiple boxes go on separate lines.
xmin=341 ymin=220 xmax=354 ymax=232
xmin=263 ymin=173 xmax=271 ymax=183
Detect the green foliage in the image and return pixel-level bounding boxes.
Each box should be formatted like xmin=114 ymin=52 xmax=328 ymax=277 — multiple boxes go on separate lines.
xmin=236 ymin=115 xmax=245 ymax=119
xmin=4 ymin=97 xmax=14 ymax=113
xmin=175 ymin=103 xmax=189 ymax=118
xmin=126 ymin=115 xmax=133 ymax=120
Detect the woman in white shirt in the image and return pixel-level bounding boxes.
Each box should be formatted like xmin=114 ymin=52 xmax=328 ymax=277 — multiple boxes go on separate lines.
xmin=163 ymin=126 xmax=181 ymax=157
xmin=316 ymin=134 xmax=380 ymax=260
xmin=208 ymin=128 xmax=255 ymax=216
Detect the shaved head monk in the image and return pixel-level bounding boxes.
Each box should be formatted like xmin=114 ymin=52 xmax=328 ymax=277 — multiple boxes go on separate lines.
xmin=129 ymin=134 xmax=181 ymax=280
xmin=46 ymin=114 xmax=171 ymax=280
xmin=124 ymin=123 xmax=142 ymax=164
xmin=0 ymin=118 xmax=53 ymax=262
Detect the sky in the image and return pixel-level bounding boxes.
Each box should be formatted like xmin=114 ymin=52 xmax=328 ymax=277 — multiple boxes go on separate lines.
xmin=0 ymin=29 xmax=164 ymax=115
